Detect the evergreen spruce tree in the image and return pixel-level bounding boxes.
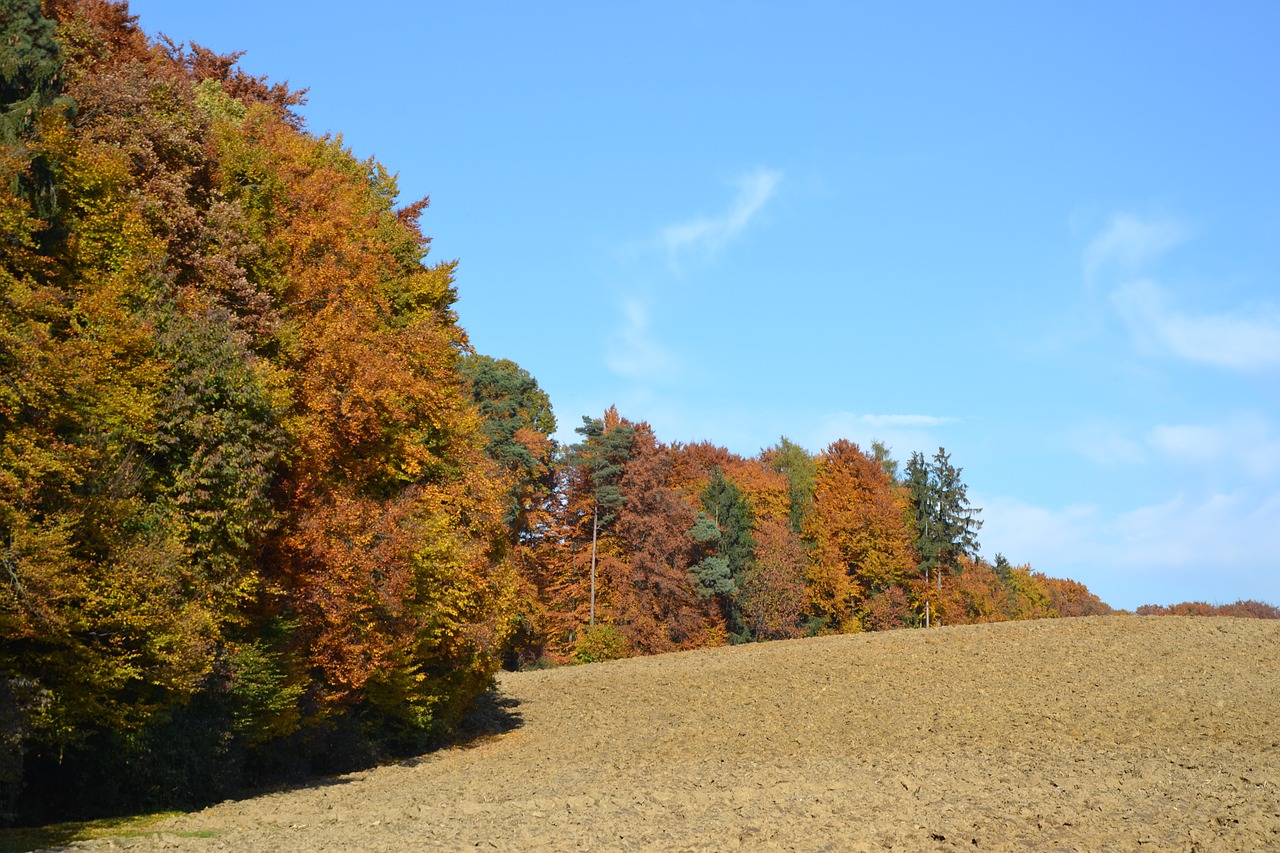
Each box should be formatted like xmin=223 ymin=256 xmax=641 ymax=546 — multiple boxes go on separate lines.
xmin=1 ymin=0 xmax=74 ymax=233
xmin=907 ymin=448 xmax=983 ymax=591
xmin=689 ymin=468 xmax=755 ymax=641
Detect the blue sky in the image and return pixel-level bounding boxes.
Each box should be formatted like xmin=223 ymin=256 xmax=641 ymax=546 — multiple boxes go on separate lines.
xmin=127 ymin=1 xmax=1280 ymax=610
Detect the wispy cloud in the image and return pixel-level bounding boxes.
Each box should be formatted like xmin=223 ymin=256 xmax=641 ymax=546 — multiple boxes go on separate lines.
xmin=1061 ymin=422 xmax=1147 ymax=466
xmin=604 ymin=298 xmax=678 ymax=384
xmin=979 ymin=494 xmax=1102 ymax=566
xmin=661 ymin=168 xmax=781 ymax=268
xmin=1083 ymin=213 xmax=1186 ymax=285
xmin=1082 ymin=214 xmax=1280 ymax=371
xmin=859 ymin=414 xmax=956 ymax=429
xmin=1064 ymin=414 xmax=1280 ymax=476
xmin=1111 ymin=280 xmax=1280 ymax=370
xmin=1111 ymin=490 xmax=1280 ymax=573
xmin=807 ymin=411 xmax=956 ymax=455
xmin=979 ymin=489 xmax=1280 ymax=609
xmin=1147 ymin=415 xmax=1280 ymax=479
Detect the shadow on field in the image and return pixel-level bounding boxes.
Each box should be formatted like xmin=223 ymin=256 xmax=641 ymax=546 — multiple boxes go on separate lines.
xmin=0 ymin=691 xmax=524 ymax=850
xmin=438 ymin=689 xmax=524 ymax=751
xmin=0 ymin=811 xmax=193 ymax=853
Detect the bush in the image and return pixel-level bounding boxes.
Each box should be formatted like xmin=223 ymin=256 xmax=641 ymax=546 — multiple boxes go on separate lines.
xmin=574 ymin=624 xmax=629 ymax=664
xmin=1135 ymin=599 xmax=1279 ymax=619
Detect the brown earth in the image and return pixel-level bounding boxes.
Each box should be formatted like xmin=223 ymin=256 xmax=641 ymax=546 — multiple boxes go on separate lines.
xmin=49 ymin=616 xmax=1280 ymax=852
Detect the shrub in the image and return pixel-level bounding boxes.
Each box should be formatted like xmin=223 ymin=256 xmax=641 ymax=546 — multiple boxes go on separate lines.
xmin=574 ymin=624 xmax=629 ymax=664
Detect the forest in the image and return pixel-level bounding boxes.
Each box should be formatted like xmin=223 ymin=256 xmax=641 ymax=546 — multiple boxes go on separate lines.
xmin=1 ymin=0 xmax=1129 ymax=826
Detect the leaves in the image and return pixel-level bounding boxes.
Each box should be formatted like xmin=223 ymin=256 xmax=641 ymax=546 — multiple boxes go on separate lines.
xmin=2 ymin=1 xmax=517 ymax=821
xmin=0 ymin=0 xmax=1116 ymax=826
xmin=804 ymin=440 xmax=916 ymax=631
xmin=739 ymin=517 xmax=807 ymax=640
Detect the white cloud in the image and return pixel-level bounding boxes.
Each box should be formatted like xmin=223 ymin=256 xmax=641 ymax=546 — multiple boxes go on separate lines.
xmin=1111 ymin=280 xmax=1280 ymax=370
xmin=604 ymin=299 xmax=678 ymax=384
xmin=979 ymin=489 xmax=1280 ymax=609
xmin=807 ymin=411 xmax=956 ymax=456
xmin=859 ymin=414 xmax=956 ymax=428
xmin=1147 ymin=424 xmax=1228 ymax=466
xmin=979 ymin=494 xmax=1103 ymax=566
xmin=1147 ymin=415 xmax=1280 ymax=478
xmin=1111 ymin=489 xmax=1280 ymax=571
xmin=1083 ymin=213 xmax=1186 ymax=285
xmin=1062 ymin=422 xmax=1146 ymax=466
xmin=661 ymin=168 xmax=781 ymax=267
xmin=1063 ymin=414 xmax=1280 ymax=477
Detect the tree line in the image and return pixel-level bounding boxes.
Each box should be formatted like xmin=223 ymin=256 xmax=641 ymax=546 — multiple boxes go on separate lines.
xmin=468 ymin=381 xmax=1110 ymax=670
xmin=2 ymin=0 xmax=1109 ymax=825
xmin=2 ymin=0 xmax=522 ymax=823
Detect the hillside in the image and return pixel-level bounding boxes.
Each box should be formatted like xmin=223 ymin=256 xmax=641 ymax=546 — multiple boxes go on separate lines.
xmin=4 ymin=7 xmax=1112 ymax=821
xmin=50 ymin=616 xmax=1280 ymax=851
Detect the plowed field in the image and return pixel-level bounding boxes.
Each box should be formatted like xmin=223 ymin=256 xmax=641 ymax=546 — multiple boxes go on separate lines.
xmin=51 ymin=616 xmax=1280 ymax=851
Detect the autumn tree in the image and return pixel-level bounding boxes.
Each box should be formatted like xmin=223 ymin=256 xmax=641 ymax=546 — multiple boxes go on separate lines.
xmin=615 ymin=423 xmax=721 ymax=654
xmin=220 ymin=109 xmax=518 ymax=731
xmin=739 ymin=516 xmax=808 ymax=640
xmin=1040 ymin=574 xmax=1112 ymax=617
xmin=1 ymin=1 xmax=242 ymax=816
xmin=938 ymin=556 xmax=1018 ymax=625
xmin=544 ymin=408 xmax=634 ymax=654
xmin=804 ymin=440 xmax=916 ymax=632
xmin=457 ymin=354 xmax=558 ymax=665
xmin=762 ymin=437 xmax=817 ymax=535
xmin=2 ymin=0 xmax=522 ymax=821
xmin=1135 ymin=600 xmax=1277 ymax=618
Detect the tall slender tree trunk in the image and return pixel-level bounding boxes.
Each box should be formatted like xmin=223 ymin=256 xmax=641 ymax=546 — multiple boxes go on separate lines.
xmin=590 ymin=502 xmax=598 ymax=626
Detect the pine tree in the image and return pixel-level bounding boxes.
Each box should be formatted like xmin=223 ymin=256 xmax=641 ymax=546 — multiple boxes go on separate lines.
xmin=1 ymin=0 xmax=73 ymax=224
xmin=459 ymin=353 xmax=557 ymax=536
xmin=555 ymin=409 xmax=634 ymax=630
xmin=690 ymin=467 xmax=755 ymax=641
xmin=907 ymin=448 xmax=983 ymax=593
xmin=570 ymin=409 xmax=634 ymax=525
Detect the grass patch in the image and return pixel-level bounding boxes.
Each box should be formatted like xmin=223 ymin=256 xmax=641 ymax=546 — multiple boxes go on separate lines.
xmin=0 ymin=811 xmax=219 ymax=852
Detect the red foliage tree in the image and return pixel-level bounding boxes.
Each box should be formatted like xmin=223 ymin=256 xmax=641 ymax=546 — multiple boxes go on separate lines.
xmin=615 ymin=423 xmax=723 ymax=654
xmin=739 ymin=516 xmax=809 ymax=639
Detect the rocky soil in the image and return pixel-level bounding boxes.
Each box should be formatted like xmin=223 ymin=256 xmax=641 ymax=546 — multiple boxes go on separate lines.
xmin=49 ymin=616 xmax=1280 ymax=851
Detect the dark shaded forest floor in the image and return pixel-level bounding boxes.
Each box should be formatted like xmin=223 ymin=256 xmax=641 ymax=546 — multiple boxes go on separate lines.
xmin=37 ymin=616 xmax=1280 ymax=851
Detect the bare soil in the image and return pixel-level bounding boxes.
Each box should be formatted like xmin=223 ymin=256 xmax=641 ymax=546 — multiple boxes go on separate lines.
xmin=50 ymin=616 xmax=1280 ymax=851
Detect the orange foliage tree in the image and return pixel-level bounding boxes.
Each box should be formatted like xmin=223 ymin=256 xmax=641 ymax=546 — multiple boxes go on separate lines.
xmin=3 ymin=2 xmax=522 ymax=822
xmin=214 ymin=106 xmax=516 ymax=726
xmin=804 ymin=440 xmax=917 ymax=632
